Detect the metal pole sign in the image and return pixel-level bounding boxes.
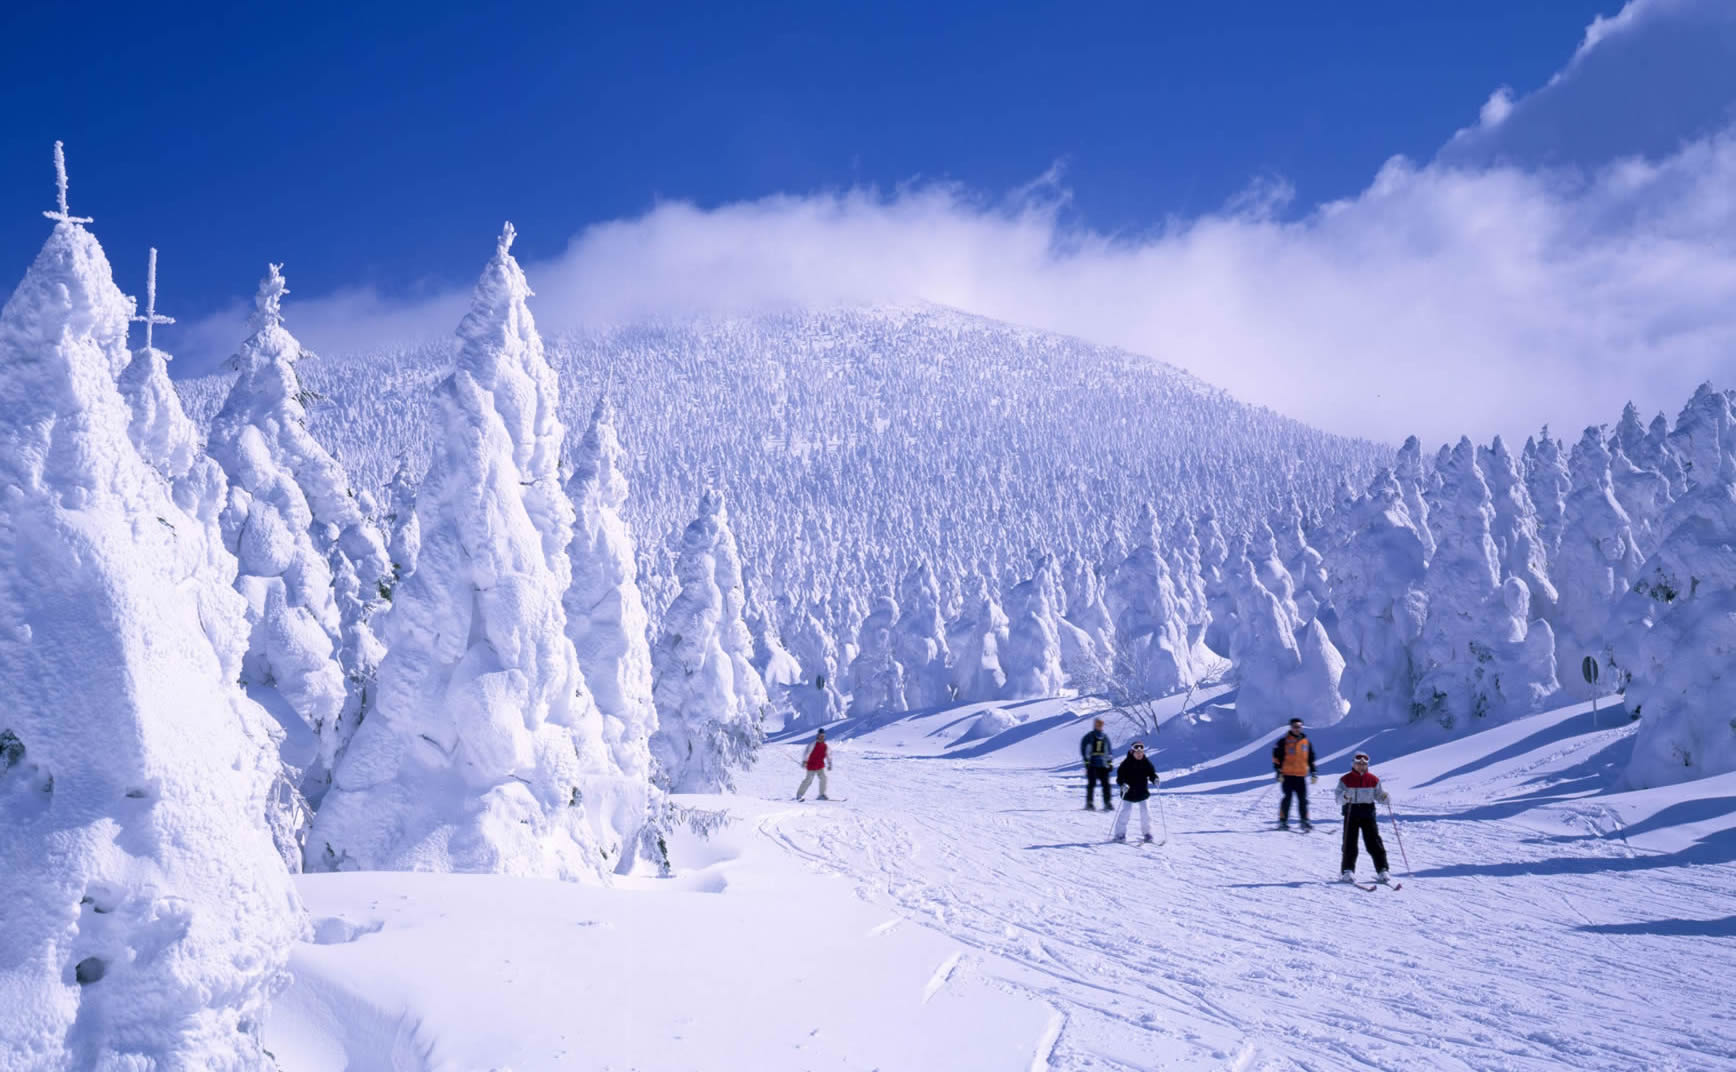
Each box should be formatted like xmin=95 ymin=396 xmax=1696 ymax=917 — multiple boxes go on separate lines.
xmin=1583 ymin=656 xmax=1600 ymax=727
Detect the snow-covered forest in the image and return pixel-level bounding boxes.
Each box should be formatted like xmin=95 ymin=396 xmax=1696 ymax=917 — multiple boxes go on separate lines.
xmin=4 ymin=146 xmax=1736 ymax=1068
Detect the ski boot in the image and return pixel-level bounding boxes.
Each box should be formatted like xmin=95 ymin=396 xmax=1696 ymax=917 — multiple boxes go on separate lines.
xmin=1341 ymin=870 xmax=1356 ymax=883
xmin=1142 ymin=833 xmax=1154 ymax=843
xmin=1300 ymin=820 xmax=1313 ymax=832
xmin=1377 ymin=871 xmax=1391 ymax=885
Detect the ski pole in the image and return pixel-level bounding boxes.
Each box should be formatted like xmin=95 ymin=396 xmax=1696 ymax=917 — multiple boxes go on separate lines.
xmin=1247 ymin=780 xmax=1275 ymax=819
xmin=1385 ymin=799 xmax=1412 ymax=876
xmin=1156 ymin=791 xmax=1170 ymax=844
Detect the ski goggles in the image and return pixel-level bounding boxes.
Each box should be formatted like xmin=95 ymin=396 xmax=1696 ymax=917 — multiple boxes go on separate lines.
xmin=1352 ymin=753 xmax=1370 ymax=763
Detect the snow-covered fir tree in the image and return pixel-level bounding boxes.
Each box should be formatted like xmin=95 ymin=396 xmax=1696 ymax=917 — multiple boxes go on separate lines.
xmin=0 ymin=191 xmax=300 ymax=1067
xmin=1106 ymin=506 xmax=1195 ymax=699
xmin=1198 ymin=509 xmax=1236 ymax=657
xmin=784 ymin=600 xmax=848 ymax=729
xmin=207 ymin=264 xmax=392 ymax=804
xmin=1608 ymin=443 xmax=1671 ymax=561
xmin=893 ymin=560 xmax=953 ymax=708
xmin=383 ymin=455 xmax=421 ymax=581
xmin=1002 ymin=572 xmax=1066 ymax=699
xmin=564 ymin=395 xmax=660 ymax=865
xmin=1246 ymin=519 xmax=1302 ymax=628
xmin=1413 ymin=439 xmax=1556 ymax=727
xmin=1480 ymin=435 xmax=1558 ymax=621
xmin=1395 ymin=436 xmax=1437 ymax=562
xmin=1668 ymin=383 xmax=1733 ymax=491
xmin=747 ymin=589 xmax=805 ymax=725
xmin=1327 ymin=470 xmax=1428 ymax=725
xmin=313 ymin=225 xmax=623 ymax=877
xmin=1617 ymin=389 xmax=1736 ymax=785
xmin=1552 ymin=427 xmax=1643 ymax=692
xmin=849 ymin=594 xmax=907 ymax=716
xmin=710 ymin=490 xmax=771 ymax=728
xmin=1227 ymin=555 xmax=1347 ymax=733
xmin=1493 ymin=577 xmax=1559 ymax=716
xmin=648 ymin=488 xmax=765 ymax=791
xmin=947 ymin=572 xmax=1010 ymax=702
xmin=1525 ymin=428 xmax=1571 ymax=556
xmin=1059 ymin=550 xmax=1116 ymax=673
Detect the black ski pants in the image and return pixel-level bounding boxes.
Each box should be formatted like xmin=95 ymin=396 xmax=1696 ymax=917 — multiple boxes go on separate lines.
xmin=1085 ymin=766 xmax=1113 ymax=808
xmin=1278 ymin=774 xmax=1310 ymax=823
xmin=1341 ymin=805 xmax=1389 ymax=872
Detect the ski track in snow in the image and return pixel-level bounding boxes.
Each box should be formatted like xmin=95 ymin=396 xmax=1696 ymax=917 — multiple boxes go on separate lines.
xmin=742 ymin=752 xmax=1736 ymax=1071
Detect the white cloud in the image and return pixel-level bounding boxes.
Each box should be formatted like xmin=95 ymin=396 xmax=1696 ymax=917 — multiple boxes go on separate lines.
xmin=174 ymin=0 xmax=1736 ymax=450
xmin=1440 ymin=0 xmax=1736 ymax=170
xmin=1478 ymin=87 xmax=1516 ymax=129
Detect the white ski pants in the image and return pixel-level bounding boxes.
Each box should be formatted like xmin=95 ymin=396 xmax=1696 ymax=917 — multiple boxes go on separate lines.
xmin=1112 ymin=798 xmax=1151 ymax=838
xmin=796 ymin=769 xmax=828 ymax=798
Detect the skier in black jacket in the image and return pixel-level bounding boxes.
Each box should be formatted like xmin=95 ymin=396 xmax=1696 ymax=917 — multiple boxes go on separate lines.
xmin=1080 ymin=718 xmax=1114 ymax=810
xmin=1111 ymin=743 xmax=1159 ymax=842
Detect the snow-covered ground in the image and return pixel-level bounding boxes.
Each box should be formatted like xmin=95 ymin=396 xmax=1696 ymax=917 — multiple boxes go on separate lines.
xmin=265 ymin=695 xmax=1736 ymax=1071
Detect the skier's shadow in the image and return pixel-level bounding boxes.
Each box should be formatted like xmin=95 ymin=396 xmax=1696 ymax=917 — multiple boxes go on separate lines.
xmin=1222 ymin=880 xmax=1322 ymax=889
xmin=1023 ymin=841 xmax=1107 ymax=851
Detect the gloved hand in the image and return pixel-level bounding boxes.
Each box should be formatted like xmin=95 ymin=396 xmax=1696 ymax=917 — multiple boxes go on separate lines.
xmin=1310 ymin=774 xmax=1318 ymax=784
xmin=1274 ymin=771 xmax=1283 ymax=782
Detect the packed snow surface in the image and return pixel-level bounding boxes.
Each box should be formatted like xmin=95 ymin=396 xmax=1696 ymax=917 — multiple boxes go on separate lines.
xmin=265 ymin=694 xmax=1736 ymax=1071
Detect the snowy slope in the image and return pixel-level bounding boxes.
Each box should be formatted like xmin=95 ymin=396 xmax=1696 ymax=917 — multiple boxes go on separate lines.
xmin=264 ymin=694 xmax=1736 ymax=1071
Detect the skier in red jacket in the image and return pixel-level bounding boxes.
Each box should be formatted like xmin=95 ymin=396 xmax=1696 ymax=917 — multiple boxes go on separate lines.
xmin=795 ymin=729 xmax=832 ymax=801
xmin=1334 ymin=752 xmax=1392 ymax=883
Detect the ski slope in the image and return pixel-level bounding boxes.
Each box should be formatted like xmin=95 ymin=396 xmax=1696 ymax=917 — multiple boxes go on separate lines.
xmin=264 ymin=696 xmax=1736 ymax=1071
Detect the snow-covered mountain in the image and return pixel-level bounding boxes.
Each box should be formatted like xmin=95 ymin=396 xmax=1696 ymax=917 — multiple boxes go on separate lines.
xmin=176 ymin=305 xmax=1391 ymax=618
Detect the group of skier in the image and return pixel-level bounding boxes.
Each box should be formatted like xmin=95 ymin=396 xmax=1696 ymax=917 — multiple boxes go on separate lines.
xmin=1081 ymin=715 xmax=1396 ymax=884
xmin=795 ymin=711 xmax=1397 ymax=885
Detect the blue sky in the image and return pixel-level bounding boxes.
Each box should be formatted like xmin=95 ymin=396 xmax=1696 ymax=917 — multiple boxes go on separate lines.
xmin=3 ymin=0 xmax=1735 ymax=443
xmin=2 ymin=2 xmax=1612 ymax=314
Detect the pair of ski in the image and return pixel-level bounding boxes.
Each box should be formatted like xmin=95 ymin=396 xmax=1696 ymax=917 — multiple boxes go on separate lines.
xmin=1345 ymin=878 xmax=1402 ymax=892
xmin=1107 ymin=836 xmax=1164 ymax=846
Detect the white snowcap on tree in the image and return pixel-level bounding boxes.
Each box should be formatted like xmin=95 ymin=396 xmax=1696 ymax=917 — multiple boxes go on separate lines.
xmin=0 ymin=204 xmax=300 ymax=1066
xmin=314 ymin=223 xmax=623 ymax=878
